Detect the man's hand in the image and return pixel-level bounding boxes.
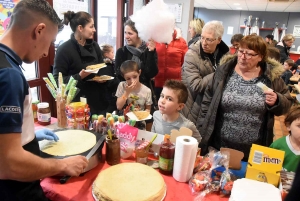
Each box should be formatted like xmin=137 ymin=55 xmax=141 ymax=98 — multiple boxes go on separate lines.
xmin=61 ymin=156 xmax=89 ymax=176
xmin=35 ymin=129 xmax=59 ymax=141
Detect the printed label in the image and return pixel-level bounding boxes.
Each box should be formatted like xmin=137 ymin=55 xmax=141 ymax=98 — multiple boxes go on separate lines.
xmin=37 ymin=112 xmax=51 ymax=122
xmin=159 ymin=156 xmax=174 ymax=171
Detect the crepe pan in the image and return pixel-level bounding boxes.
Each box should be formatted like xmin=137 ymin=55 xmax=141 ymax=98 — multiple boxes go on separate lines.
xmin=39 ymin=128 xmax=105 ymax=173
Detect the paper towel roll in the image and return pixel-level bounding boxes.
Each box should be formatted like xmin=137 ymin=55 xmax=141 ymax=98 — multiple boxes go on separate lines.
xmin=173 ymin=136 xmax=198 ymax=182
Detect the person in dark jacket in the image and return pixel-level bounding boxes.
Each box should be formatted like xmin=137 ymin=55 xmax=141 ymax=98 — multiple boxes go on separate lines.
xmin=115 ymin=19 xmax=158 ymax=130
xmin=230 ymin=34 xmax=244 ymax=53
xmin=99 ymin=43 xmax=120 ymax=113
xmin=199 ymin=35 xmax=293 ymax=160
xmin=53 ymin=11 xmax=108 ymax=115
xmin=188 ymin=18 xmax=205 ymax=47
xmin=276 ymin=34 xmax=298 ymax=71
xmin=281 ymin=59 xmax=294 ymax=86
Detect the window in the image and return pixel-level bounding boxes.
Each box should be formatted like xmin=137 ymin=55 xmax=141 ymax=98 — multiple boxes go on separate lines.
xmin=97 ymin=0 xmax=117 ymax=52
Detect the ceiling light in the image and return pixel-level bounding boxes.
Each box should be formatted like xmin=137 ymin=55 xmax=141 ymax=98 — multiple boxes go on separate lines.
xmin=233 ymin=3 xmax=240 ymax=5
xmin=236 ymin=7 xmax=242 ymax=9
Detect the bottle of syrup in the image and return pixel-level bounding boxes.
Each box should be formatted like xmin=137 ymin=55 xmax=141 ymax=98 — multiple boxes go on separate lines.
xmin=159 ymin=135 xmax=175 ymax=175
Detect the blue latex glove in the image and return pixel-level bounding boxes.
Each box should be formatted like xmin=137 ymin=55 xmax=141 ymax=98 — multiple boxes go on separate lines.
xmin=35 ymin=129 xmax=59 ymax=141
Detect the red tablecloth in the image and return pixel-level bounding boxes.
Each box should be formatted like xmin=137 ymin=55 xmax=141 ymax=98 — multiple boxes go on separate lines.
xmin=36 ymin=119 xmax=228 ymax=201
xmin=40 ymin=155 xmax=229 ymax=201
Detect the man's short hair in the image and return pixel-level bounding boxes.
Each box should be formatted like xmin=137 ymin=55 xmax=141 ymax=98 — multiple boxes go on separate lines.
xmin=265 ymin=34 xmax=274 ymax=40
xmin=231 ymin=34 xmax=243 ymax=44
xmin=267 ymin=47 xmax=280 ymax=61
xmin=163 ymin=80 xmax=188 ymax=104
xmin=10 ymin=0 xmax=62 ymax=30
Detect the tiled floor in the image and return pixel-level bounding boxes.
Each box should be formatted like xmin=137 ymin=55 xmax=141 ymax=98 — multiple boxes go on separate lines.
xmin=274 ymin=115 xmax=289 ymax=141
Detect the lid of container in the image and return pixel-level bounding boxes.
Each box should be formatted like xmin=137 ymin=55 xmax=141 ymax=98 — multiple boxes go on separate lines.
xmin=32 ymin=100 xmax=40 ymax=104
xmin=37 ymin=102 xmax=49 ymax=108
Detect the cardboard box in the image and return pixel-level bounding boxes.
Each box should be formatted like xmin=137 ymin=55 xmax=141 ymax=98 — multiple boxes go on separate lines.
xmin=245 ymin=144 xmax=285 ymax=187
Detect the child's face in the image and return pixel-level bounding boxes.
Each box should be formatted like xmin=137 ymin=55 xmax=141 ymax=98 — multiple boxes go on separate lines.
xmin=123 ymin=71 xmax=140 ymax=86
xmin=104 ymin=48 xmax=115 ymax=60
xmin=287 ymin=118 xmax=300 ymax=142
xmin=283 ymin=62 xmax=291 ymax=71
xmin=158 ymin=87 xmax=184 ymax=115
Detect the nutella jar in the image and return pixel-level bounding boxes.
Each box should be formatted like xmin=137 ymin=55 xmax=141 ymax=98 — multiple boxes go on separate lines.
xmin=37 ymin=102 xmax=51 ymax=125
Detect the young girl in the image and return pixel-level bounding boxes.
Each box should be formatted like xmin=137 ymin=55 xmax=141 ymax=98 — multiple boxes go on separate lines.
xmin=116 ymin=60 xmax=152 ymax=113
xmin=270 ymin=106 xmax=300 ymax=172
xmin=99 ymin=44 xmax=120 ymax=113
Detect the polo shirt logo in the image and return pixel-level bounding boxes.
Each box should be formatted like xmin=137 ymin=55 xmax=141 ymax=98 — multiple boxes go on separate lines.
xmin=0 ymin=106 xmax=21 ymax=113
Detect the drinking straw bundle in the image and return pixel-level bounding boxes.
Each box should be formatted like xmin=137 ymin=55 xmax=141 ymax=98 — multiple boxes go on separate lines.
xmin=43 ymin=72 xmax=78 ymax=104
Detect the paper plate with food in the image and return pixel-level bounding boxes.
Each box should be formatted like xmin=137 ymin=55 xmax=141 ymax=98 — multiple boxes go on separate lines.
xmin=126 ymin=110 xmax=152 ymax=121
xmin=88 ymin=75 xmax=114 ymax=81
xmin=85 ymin=63 xmax=107 ymax=73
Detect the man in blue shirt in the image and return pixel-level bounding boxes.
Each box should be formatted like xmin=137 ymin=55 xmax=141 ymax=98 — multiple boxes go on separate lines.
xmin=0 ymin=1 xmax=88 ymax=200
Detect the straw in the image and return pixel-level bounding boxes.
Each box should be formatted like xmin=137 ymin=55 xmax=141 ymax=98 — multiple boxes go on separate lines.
xmin=47 ymin=73 xmax=58 ymax=89
xmin=107 ymin=129 xmax=112 ymax=140
xmin=43 ymin=77 xmax=55 ymax=91
xmin=46 ymin=84 xmax=57 ymax=99
xmin=58 ymin=72 xmax=63 ymax=90
xmin=65 ymin=76 xmax=74 ymax=93
xmin=146 ymin=133 xmax=157 ymax=151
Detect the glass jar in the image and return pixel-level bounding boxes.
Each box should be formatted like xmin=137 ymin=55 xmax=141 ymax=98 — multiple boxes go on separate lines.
xmin=159 ymin=140 xmax=175 ymax=175
xmin=106 ymin=136 xmax=120 ymax=165
xmin=135 ymin=148 xmax=149 ymax=164
xmin=37 ymin=102 xmax=51 ymax=126
xmin=32 ymin=100 xmax=39 ymax=122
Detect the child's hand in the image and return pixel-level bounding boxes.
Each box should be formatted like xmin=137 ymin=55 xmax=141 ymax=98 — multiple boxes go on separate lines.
xmin=124 ymin=80 xmax=138 ymax=93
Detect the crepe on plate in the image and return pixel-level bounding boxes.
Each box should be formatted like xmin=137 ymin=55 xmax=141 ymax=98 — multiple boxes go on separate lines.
xmin=40 ymin=130 xmax=96 ymax=156
xmin=133 ymin=111 xmax=150 ymax=120
xmin=86 ymin=63 xmax=106 ymax=70
xmin=92 ymin=75 xmax=112 ymax=81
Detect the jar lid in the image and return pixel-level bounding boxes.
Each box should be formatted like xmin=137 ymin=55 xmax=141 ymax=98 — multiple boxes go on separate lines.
xmin=37 ymin=102 xmax=49 ymax=108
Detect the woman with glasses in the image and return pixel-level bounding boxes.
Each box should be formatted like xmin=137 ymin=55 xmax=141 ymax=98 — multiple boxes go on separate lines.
xmin=182 ymin=21 xmax=229 ymax=124
xmin=198 ymin=35 xmax=293 ymax=160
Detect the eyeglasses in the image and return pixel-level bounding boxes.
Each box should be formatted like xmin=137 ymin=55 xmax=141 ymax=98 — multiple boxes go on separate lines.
xmin=237 ymin=49 xmax=259 ymax=59
xmin=200 ymin=36 xmax=217 ymax=44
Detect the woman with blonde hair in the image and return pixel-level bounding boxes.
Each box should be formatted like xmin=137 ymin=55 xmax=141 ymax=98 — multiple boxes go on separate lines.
xmin=276 ymin=33 xmax=296 ymax=64
xmin=199 ymin=35 xmax=293 ymax=160
xmin=188 ymin=18 xmax=205 ymax=46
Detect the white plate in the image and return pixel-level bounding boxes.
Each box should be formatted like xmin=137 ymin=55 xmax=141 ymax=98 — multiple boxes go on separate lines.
xmin=84 ymin=65 xmax=107 ymax=73
xmin=126 ymin=111 xmax=152 ymax=121
xmin=92 ymin=183 xmax=167 ymax=201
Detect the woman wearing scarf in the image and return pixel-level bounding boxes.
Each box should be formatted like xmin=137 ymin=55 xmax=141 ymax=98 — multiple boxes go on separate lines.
xmin=115 ymin=19 xmax=158 ymax=130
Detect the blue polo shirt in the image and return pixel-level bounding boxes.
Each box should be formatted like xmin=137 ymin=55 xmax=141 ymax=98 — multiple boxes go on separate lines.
xmin=0 ymin=43 xmax=35 ymax=145
xmin=0 ymin=43 xmax=47 ymax=201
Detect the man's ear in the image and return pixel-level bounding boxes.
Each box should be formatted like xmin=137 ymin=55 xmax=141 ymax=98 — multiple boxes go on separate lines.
xmin=34 ymin=23 xmax=46 ymax=39
xmin=177 ymin=103 xmax=185 ymax=111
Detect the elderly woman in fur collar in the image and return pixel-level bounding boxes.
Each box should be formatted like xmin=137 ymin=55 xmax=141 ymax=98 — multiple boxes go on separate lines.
xmin=199 ymin=35 xmax=293 ymax=160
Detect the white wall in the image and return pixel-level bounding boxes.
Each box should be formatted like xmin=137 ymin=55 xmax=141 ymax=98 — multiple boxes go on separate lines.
xmin=164 ymin=0 xmax=194 ymax=42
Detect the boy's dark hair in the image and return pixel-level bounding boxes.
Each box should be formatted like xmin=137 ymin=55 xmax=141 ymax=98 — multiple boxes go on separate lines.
xmin=266 ymin=34 xmax=274 ymax=40
xmin=230 ymin=34 xmax=243 ymax=44
xmin=163 ymin=80 xmax=188 ymax=104
xmin=285 ymin=106 xmax=300 ymax=135
xmin=63 ymin=11 xmax=92 ymax=32
xmin=10 ymin=0 xmax=63 ymax=30
xmin=267 ymin=47 xmax=280 ymax=62
xmin=285 ymin=59 xmax=294 ymax=67
xmin=120 ymin=60 xmax=139 ymax=76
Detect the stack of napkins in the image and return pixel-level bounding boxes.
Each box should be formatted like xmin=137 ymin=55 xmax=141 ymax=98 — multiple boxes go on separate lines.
xmin=229 ymin=178 xmax=281 ymax=201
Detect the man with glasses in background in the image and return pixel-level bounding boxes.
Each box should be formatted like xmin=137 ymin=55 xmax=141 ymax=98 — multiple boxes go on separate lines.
xmin=181 ymin=20 xmax=229 ymax=125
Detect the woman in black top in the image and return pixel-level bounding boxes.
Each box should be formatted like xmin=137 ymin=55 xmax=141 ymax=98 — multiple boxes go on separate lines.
xmin=115 ymin=19 xmax=158 ymax=96
xmin=53 ymin=11 xmax=109 ymax=115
